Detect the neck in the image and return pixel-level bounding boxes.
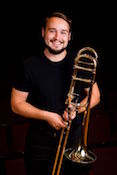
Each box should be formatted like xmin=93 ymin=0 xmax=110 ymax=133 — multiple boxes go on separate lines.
xmin=44 ymin=48 xmax=67 ymax=62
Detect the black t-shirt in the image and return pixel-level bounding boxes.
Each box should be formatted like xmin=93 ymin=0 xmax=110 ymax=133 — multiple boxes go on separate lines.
xmin=13 ymin=52 xmax=75 ymax=115
xmin=13 ymin=51 xmax=96 ymax=138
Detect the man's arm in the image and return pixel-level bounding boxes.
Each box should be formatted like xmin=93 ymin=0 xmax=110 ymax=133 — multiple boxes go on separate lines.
xmin=63 ymin=82 xmax=100 ymax=120
xmin=11 ymin=88 xmax=66 ymax=130
xmin=78 ymin=82 xmax=100 ymax=113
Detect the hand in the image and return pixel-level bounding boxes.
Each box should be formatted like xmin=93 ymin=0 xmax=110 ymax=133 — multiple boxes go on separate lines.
xmin=47 ymin=112 xmax=67 ymax=130
xmin=63 ymin=105 xmax=76 ymax=121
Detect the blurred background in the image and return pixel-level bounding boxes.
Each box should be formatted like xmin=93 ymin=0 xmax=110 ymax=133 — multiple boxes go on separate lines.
xmin=0 ymin=1 xmax=117 ymax=174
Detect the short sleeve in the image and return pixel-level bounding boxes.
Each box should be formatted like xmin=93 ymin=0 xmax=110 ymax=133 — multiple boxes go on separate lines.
xmin=12 ymin=58 xmax=31 ymax=92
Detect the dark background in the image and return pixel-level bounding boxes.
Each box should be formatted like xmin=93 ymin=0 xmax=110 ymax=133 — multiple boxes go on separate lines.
xmin=1 ymin=1 xmax=116 ymax=99
xmin=0 ymin=1 xmax=117 ymax=175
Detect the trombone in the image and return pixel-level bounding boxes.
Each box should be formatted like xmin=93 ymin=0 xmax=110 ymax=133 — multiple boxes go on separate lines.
xmin=52 ymin=47 xmax=98 ymax=175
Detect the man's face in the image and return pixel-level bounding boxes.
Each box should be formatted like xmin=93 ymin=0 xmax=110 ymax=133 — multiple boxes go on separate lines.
xmin=42 ymin=17 xmax=71 ymax=54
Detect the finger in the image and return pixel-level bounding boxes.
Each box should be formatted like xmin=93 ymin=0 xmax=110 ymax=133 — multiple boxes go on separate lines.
xmin=70 ymin=111 xmax=76 ymax=119
xmin=56 ymin=126 xmax=60 ymax=130
xmin=55 ymin=124 xmax=61 ymax=130
xmin=62 ymin=111 xmax=68 ymax=121
xmin=63 ymin=121 xmax=68 ymax=126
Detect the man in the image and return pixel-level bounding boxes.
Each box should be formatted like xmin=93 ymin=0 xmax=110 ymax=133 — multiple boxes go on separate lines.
xmin=11 ymin=12 xmax=100 ymax=175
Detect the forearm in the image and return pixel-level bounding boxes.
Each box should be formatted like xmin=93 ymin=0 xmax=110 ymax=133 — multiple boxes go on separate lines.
xmin=78 ymin=95 xmax=100 ymax=114
xmin=78 ymin=84 xmax=100 ymax=113
xmin=10 ymin=88 xmax=66 ymax=130
xmin=11 ymin=101 xmax=66 ymax=130
xmin=11 ymin=100 xmax=51 ymax=122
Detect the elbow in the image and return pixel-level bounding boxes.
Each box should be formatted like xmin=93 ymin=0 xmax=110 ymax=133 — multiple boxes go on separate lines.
xmin=96 ymin=90 xmax=101 ymax=106
xmin=11 ymin=103 xmax=16 ymax=114
xmin=91 ymin=89 xmax=101 ymax=108
xmin=93 ymin=83 xmax=101 ymax=106
xmin=11 ymin=101 xmax=19 ymax=115
xmin=97 ymin=94 xmax=101 ymax=105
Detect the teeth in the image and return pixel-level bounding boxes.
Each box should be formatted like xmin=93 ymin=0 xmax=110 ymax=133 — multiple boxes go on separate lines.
xmin=54 ymin=42 xmax=60 ymax=45
xmin=53 ymin=41 xmax=61 ymax=45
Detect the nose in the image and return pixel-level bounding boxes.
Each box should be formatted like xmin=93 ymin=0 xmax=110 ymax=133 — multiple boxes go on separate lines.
xmin=54 ymin=31 xmax=60 ymax=40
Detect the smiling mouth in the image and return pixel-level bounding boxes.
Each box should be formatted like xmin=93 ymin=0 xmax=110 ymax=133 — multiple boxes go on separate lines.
xmin=51 ymin=39 xmax=63 ymax=45
xmin=52 ymin=41 xmax=63 ymax=48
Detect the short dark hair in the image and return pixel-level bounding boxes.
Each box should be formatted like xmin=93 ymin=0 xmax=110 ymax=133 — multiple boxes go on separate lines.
xmin=43 ymin=12 xmax=72 ymax=32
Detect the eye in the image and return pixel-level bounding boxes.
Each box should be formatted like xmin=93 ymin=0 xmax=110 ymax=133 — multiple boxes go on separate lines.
xmin=49 ymin=29 xmax=55 ymax=33
xmin=61 ymin=30 xmax=68 ymax=35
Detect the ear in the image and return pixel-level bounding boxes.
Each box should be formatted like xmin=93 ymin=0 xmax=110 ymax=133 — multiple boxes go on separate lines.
xmin=42 ymin=27 xmax=45 ymax=37
xmin=68 ymin=32 xmax=72 ymax=41
xmin=69 ymin=31 xmax=74 ymax=41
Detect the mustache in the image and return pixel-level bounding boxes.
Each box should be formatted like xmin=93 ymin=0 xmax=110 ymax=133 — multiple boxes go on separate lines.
xmin=44 ymin=42 xmax=66 ymax=55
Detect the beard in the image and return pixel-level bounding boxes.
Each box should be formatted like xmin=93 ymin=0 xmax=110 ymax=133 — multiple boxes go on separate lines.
xmin=44 ymin=42 xmax=67 ymax=55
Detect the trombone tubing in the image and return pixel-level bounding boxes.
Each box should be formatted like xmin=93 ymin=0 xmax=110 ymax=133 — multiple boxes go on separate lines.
xmin=52 ymin=121 xmax=72 ymax=175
